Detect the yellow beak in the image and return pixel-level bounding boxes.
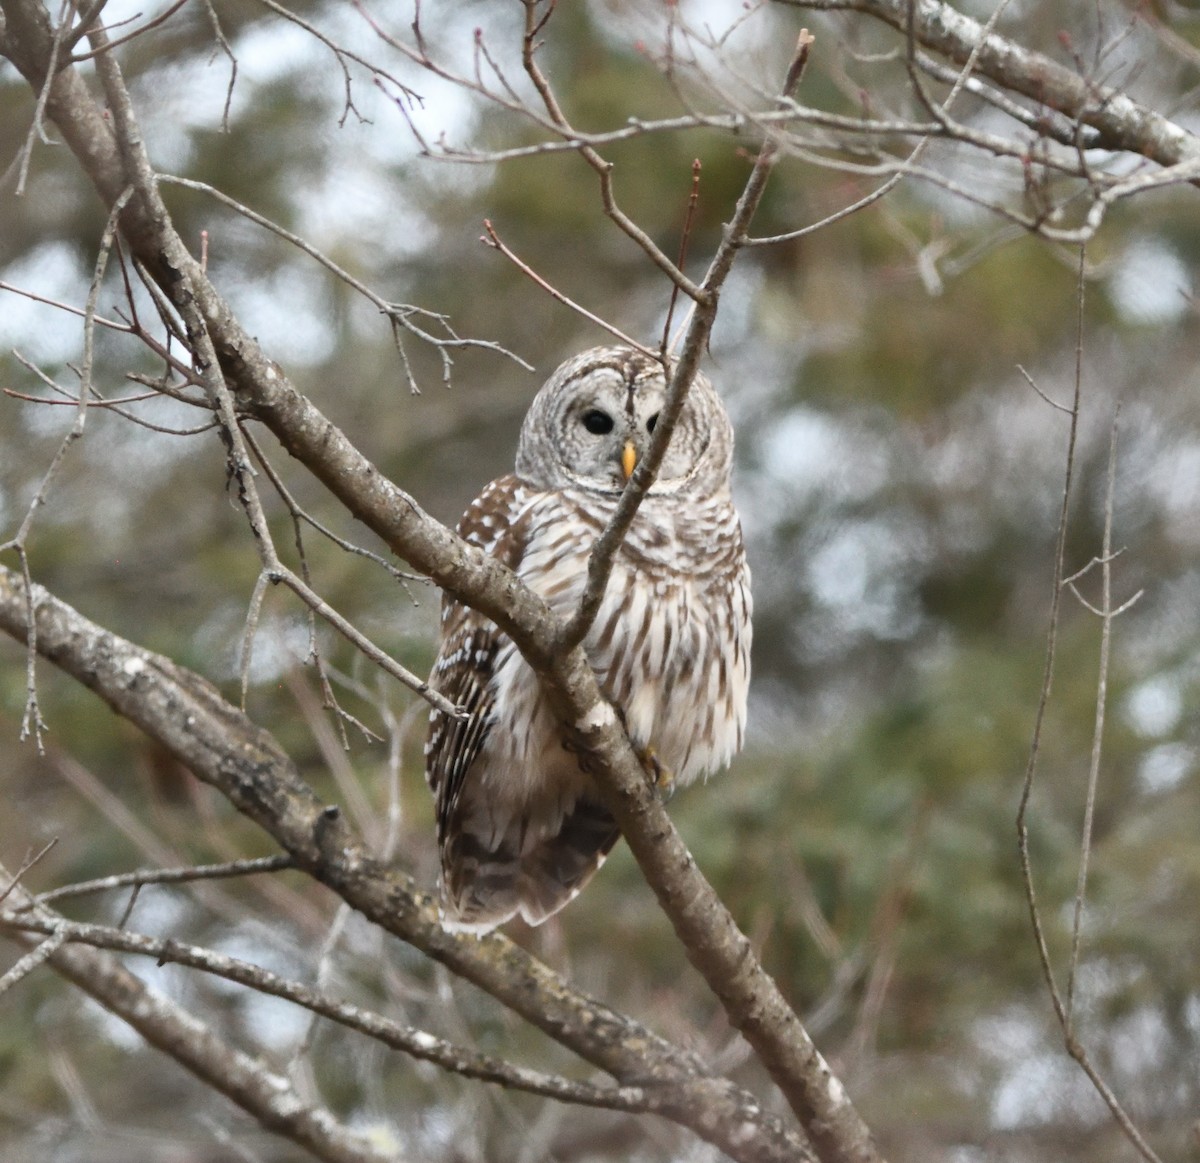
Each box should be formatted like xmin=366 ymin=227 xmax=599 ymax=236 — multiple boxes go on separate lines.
xmin=621 ymin=440 xmax=637 ymax=481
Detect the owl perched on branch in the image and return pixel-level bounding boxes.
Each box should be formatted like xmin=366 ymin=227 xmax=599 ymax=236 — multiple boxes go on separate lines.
xmin=425 ymin=347 xmax=751 ymax=933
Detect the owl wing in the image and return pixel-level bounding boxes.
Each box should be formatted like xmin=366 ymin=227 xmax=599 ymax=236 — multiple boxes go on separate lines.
xmin=425 ymin=475 xmax=530 ymax=845
xmin=425 ymin=475 xmax=621 ymax=932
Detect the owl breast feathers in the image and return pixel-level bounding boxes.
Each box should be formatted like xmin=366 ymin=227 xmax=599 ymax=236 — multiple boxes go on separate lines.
xmin=425 ymin=347 xmax=751 ymax=933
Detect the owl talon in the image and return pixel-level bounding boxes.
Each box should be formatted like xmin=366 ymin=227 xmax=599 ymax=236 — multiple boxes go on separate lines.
xmin=637 ymin=746 xmax=676 ymax=802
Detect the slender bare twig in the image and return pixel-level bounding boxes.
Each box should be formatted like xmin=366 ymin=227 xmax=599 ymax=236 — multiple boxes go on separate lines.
xmin=1015 ymin=249 xmax=1163 ymax=1163
xmin=157 ymin=175 xmax=531 ymax=379
xmin=842 ymin=801 xmax=928 ymax=1066
xmin=1017 ymin=365 xmax=1073 ymax=415
xmin=660 ymin=159 xmax=703 ymax=358
xmin=1064 ymin=413 xmax=1119 ymax=1024
xmin=254 ymin=560 xmax=459 ymax=716
xmin=0 ymin=280 xmax=132 ymax=332
xmin=1016 ymin=247 xmax=1083 ymax=1027
xmin=0 ymin=929 xmax=69 ymax=997
xmin=7 ymin=385 xmax=168 ymax=408
xmin=29 ymin=855 xmax=294 ymax=907
xmin=481 ymin=220 xmax=655 ymax=356
xmin=0 ymin=908 xmax=666 ymax=1115
xmin=67 ymin=0 xmax=189 ymax=60
xmin=559 ymin=29 xmax=813 ymax=653
xmin=517 ymin=1 xmax=705 ymax=299
xmin=243 ymin=424 xmax=410 ymax=745
xmin=8 ymin=364 xmax=215 ymax=435
xmin=285 ymin=671 xmax=378 ymax=834
xmin=12 ymin=0 xmax=69 ymax=195
xmin=1 ymin=187 xmax=132 ymax=749
xmin=242 ymin=427 xmax=424 ymax=590
xmin=0 ymin=838 xmax=58 ymax=905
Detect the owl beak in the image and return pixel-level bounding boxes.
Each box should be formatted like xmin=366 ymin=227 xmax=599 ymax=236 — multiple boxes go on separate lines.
xmin=621 ymin=440 xmax=637 ymax=481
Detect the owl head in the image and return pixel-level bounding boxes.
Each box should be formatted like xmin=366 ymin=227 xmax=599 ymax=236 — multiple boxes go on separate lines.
xmin=514 ymin=347 xmax=734 ymax=496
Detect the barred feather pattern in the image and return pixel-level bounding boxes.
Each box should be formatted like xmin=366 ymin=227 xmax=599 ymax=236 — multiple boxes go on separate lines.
xmin=424 ymin=347 xmax=751 ymax=933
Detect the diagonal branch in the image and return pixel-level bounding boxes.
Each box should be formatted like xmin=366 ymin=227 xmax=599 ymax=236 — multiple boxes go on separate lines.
xmin=0 ymin=5 xmax=872 ymax=1157
xmin=559 ymin=29 xmax=814 ymax=653
xmin=0 ymin=907 xmax=663 ymax=1116
xmin=0 ymin=562 xmax=811 ymax=1163
xmin=0 ymin=868 xmax=399 ymax=1163
xmin=542 ymin=30 xmax=885 ymax=1163
xmin=778 ymin=0 xmax=1200 ymax=169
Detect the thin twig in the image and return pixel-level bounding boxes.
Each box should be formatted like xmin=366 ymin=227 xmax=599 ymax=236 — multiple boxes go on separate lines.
xmin=0 ymin=910 xmax=661 ymax=1116
xmin=1065 ymin=408 xmax=1120 ymax=1026
xmin=67 ymin=0 xmax=190 ymax=61
xmin=1016 ymin=244 xmax=1085 ymax=1029
xmin=559 ymin=29 xmax=814 ymax=654
xmin=518 ymin=0 xmax=705 ymax=299
xmin=0 ymin=280 xmax=132 ymax=333
xmin=1 ymin=187 xmax=132 ymax=749
xmin=158 ymin=175 xmax=530 ymax=376
xmin=0 ymin=929 xmax=69 ymax=998
xmin=243 ymin=427 xmax=424 ymax=590
xmin=660 ymin=159 xmax=703 ymax=358
xmin=1017 ymin=365 xmax=1074 ymax=414
xmin=257 ymin=561 xmax=460 ymax=717
xmin=1015 ymin=247 xmax=1163 ymax=1163
xmin=480 ymin=220 xmax=655 ymax=356
xmin=30 ymin=855 xmax=295 ymax=907
xmin=0 ymin=839 xmax=59 ymax=905
xmin=13 ymin=0 xmax=70 ymax=195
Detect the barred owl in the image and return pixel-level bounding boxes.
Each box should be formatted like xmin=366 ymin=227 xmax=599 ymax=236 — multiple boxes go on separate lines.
xmin=425 ymin=347 xmax=751 ymax=933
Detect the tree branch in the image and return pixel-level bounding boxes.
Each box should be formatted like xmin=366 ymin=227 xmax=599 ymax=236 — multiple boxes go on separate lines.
xmin=0 ymin=869 xmax=400 ymax=1163
xmin=0 ymin=563 xmax=810 ymax=1163
xmin=0 ymin=907 xmax=668 ymax=1117
xmin=778 ymin=0 xmax=1200 ymax=169
xmin=0 ymin=6 xmax=871 ymax=1157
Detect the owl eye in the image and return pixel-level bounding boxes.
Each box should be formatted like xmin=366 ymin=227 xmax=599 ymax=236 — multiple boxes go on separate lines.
xmin=581 ymin=409 xmax=614 ymax=435
xmin=646 ymin=412 xmax=659 ymax=433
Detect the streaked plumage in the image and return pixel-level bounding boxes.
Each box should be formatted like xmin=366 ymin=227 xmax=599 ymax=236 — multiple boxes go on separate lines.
xmin=425 ymin=347 xmax=751 ymax=932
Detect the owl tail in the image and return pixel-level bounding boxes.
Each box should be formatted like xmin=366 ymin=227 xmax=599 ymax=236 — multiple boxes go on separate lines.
xmin=440 ymin=797 xmax=620 ymax=934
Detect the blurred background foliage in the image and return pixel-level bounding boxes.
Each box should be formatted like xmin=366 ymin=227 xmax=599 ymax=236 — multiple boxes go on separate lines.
xmin=2 ymin=0 xmax=1200 ymax=1160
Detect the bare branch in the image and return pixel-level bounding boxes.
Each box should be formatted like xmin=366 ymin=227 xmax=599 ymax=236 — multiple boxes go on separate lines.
xmin=29 ymin=855 xmax=294 ymax=907
xmin=0 ymin=928 xmax=69 ymax=997
xmin=481 ymin=219 xmax=656 ymax=356
xmin=0 ymin=279 xmax=132 ymax=332
xmin=0 ymin=563 xmax=811 ymax=1163
xmin=0 ymin=838 xmax=58 ymax=905
xmin=11 ymin=0 xmax=68 ymax=195
xmin=0 ymin=879 xmax=400 ymax=1163
xmin=777 ymin=0 xmax=1200 ymax=170
xmin=0 ymin=907 xmax=671 ymax=1117
xmin=66 ymin=0 xmax=189 ymax=61
xmin=0 ymin=186 xmax=131 ymax=749
xmin=1065 ymin=411 xmax=1122 ymax=1027
xmin=271 ymin=561 xmax=459 ymax=717
xmin=516 ymin=0 xmax=706 ymax=299
xmin=1015 ymin=248 xmax=1163 ymax=1163
xmin=157 ymin=175 xmax=530 ymax=377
